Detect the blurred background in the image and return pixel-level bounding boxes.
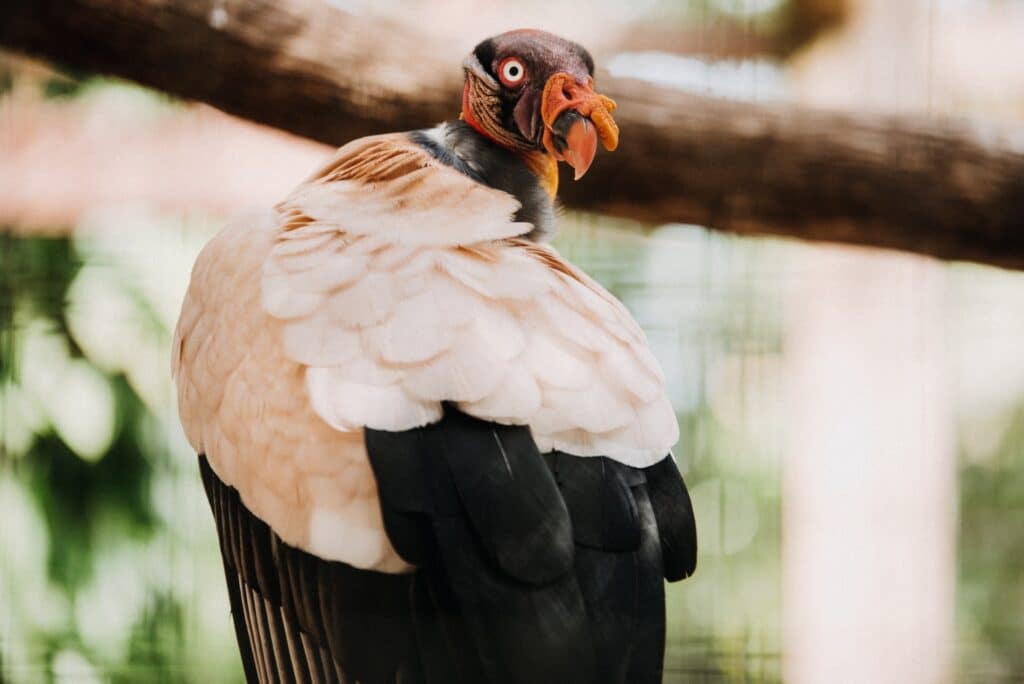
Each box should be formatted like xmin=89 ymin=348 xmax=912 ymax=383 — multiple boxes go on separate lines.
xmin=2 ymin=0 xmax=1024 ymax=682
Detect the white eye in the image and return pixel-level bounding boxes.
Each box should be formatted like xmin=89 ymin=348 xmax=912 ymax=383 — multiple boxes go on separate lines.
xmin=499 ymin=58 xmax=526 ymax=86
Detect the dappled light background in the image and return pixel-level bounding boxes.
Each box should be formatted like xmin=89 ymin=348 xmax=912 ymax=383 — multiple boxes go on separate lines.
xmin=2 ymin=0 xmax=1024 ymax=681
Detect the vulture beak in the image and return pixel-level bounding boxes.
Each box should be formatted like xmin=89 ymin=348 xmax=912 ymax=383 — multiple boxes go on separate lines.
xmin=540 ymin=73 xmax=619 ymax=180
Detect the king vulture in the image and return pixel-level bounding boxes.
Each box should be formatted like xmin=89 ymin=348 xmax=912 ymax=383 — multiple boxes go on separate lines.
xmin=172 ymin=28 xmax=697 ymax=684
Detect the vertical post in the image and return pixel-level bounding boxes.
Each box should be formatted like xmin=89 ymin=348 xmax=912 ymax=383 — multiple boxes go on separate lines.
xmin=783 ymin=247 xmax=956 ymax=683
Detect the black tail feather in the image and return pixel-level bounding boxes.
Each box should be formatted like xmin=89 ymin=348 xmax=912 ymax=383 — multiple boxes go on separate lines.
xmin=644 ymin=455 xmax=699 ymax=581
xmin=199 ymin=455 xmax=416 ymax=684
xmin=366 ymin=406 xmax=697 ymax=684
xmin=200 ymin=406 xmax=697 ymax=684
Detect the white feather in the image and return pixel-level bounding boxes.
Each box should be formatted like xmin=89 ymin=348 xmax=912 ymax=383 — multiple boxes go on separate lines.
xmin=542 ymin=382 xmax=634 ymax=434
xmin=272 ymin=242 xmax=348 ymax=274
xmin=306 ymin=367 xmax=441 ymax=431
xmin=326 ymin=271 xmax=396 ymax=328
xmin=439 ymin=249 xmax=551 ymax=301
xmin=601 ymin=343 xmax=662 ymax=402
xmin=303 ymin=252 xmax=370 ymax=292
xmin=371 ymin=244 xmax=420 ymax=271
xmin=286 ymin=172 xmax=531 ymax=246
xmin=337 ymin=356 xmax=404 ymax=385
xmin=261 ymin=258 xmax=325 ymax=319
xmin=470 ymin=304 xmax=526 ymax=361
xmin=584 ymin=395 xmax=679 ymax=459
xmin=523 ymin=331 xmax=592 ymax=390
xmin=364 ymin=277 xmax=478 ymax=363
xmin=397 ymin=305 xmax=525 ymax=403
xmin=269 ymin=230 xmax=336 ymax=257
xmin=554 ymin=274 xmax=644 ymax=345
xmin=400 ymin=334 xmax=508 ymax=403
xmin=537 ymin=293 xmax=614 ymax=353
xmin=281 ymin=311 xmax=362 ymax=367
xmin=461 ymin=370 xmax=541 ymax=422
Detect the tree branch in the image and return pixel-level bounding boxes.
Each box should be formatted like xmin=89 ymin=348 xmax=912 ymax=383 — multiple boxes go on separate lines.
xmin=2 ymin=0 xmax=1023 ymax=268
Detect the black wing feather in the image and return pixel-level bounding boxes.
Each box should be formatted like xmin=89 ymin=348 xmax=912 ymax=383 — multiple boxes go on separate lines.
xmin=199 ymin=455 xmax=417 ymax=684
xmin=434 ymin=409 xmax=574 ymax=583
xmin=549 ymin=453 xmax=642 ymax=551
xmin=367 ymin=407 xmax=597 ymax=684
xmin=366 ymin=406 xmax=697 ymax=684
xmin=200 ymin=406 xmax=697 ymax=684
xmin=644 ymin=454 xmax=699 ymax=581
xmin=200 ymin=460 xmax=262 ymax=684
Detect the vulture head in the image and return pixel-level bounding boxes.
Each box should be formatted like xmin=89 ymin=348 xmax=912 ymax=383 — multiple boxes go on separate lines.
xmin=462 ymin=29 xmax=619 ymax=182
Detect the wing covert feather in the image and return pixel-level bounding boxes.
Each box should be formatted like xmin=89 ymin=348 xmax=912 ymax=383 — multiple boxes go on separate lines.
xmin=263 ymin=137 xmax=677 ymax=464
xmin=174 ymin=132 xmax=680 ymax=573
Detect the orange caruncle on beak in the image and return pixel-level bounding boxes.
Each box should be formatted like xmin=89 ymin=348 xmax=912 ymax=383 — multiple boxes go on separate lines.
xmin=540 ymin=73 xmax=619 ymax=180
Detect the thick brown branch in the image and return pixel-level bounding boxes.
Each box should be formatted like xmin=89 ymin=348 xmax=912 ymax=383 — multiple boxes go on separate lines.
xmin=2 ymin=0 xmax=1023 ymax=267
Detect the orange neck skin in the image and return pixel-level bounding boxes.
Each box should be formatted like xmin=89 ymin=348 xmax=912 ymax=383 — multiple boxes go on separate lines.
xmin=518 ymin=151 xmax=559 ymax=198
xmin=461 ymin=81 xmax=559 ymax=199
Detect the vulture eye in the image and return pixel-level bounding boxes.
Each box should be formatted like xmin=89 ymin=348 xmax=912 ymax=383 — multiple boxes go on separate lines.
xmin=498 ymin=57 xmax=526 ymax=87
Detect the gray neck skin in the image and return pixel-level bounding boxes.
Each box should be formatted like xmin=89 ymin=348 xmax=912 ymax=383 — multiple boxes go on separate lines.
xmin=409 ymin=121 xmax=556 ymax=242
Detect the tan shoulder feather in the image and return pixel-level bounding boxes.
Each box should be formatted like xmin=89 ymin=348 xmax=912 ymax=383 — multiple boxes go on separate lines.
xmin=264 ymin=145 xmax=678 ymax=464
xmin=279 ymin=134 xmax=532 ymax=246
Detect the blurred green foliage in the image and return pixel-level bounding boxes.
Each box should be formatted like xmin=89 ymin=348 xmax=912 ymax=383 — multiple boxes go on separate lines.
xmin=958 ymin=406 xmax=1024 ymax=679
xmin=1 ymin=233 xmax=242 ymax=683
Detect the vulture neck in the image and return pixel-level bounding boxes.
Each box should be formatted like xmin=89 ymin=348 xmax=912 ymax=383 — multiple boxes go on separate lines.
xmin=410 ymin=122 xmax=557 ymax=242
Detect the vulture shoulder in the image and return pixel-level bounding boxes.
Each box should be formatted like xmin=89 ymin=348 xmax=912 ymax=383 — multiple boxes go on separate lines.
xmin=269 ymin=133 xmax=679 ymax=462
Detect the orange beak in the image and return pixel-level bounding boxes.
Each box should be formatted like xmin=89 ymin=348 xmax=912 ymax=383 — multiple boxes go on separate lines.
xmin=540 ymin=73 xmax=619 ymax=180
